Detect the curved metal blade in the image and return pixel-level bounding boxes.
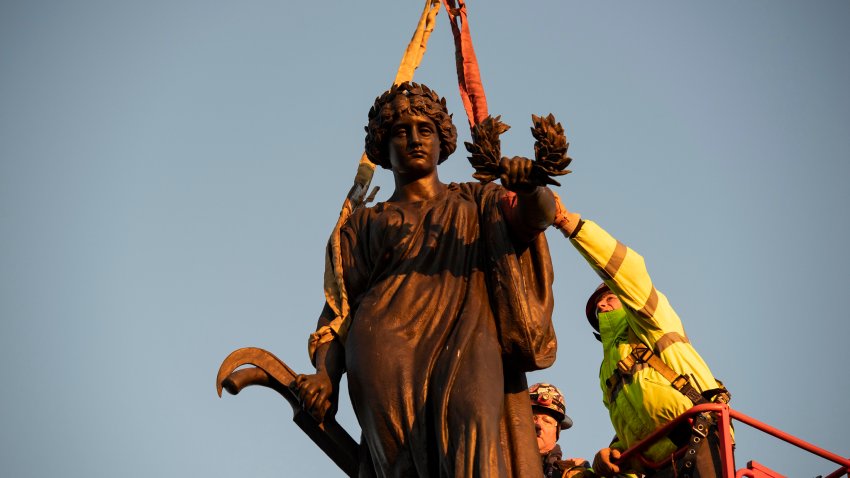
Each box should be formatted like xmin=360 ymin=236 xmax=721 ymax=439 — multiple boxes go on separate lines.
xmin=216 ymin=347 xmax=297 ymax=397
xmin=215 ymin=347 xmax=360 ymax=477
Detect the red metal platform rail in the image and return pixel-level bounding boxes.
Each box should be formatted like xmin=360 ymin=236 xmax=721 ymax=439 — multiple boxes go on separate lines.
xmin=616 ymin=403 xmax=849 ymax=478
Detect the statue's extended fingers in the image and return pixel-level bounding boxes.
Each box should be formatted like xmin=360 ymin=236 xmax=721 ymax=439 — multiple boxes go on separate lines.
xmin=303 ymin=390 xmax=320 ymax=411
xmin=508 ymin=162 xmax=519 ymax=181
xmin=505 ymin=158 xmax=521 ymax=177
xmin=514 ymin=158 xmax=527 ymax=180
xmin=298 ymin=381 xmax=317 ymax=403
xmin=318 ymin=400 xmax=331 ymax=421
xmin=307 ymin=391 xmax=328 ymax=420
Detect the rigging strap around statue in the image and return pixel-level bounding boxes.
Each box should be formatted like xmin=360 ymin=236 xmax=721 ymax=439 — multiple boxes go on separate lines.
xmin=440 ymin=0 xmax=489 ymax=128
xmin=312 ymin=0 xmax=507 ymax=362
xmin=309 ymin=0 xmax=442 ymax=362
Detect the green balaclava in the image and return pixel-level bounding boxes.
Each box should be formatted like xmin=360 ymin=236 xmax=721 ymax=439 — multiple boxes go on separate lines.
xmin=597 ymin=307 xmax=628 ymax=347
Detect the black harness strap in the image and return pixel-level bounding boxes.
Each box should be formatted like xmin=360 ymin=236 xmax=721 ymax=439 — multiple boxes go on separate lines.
xmin=606 ymin=330 xmax=731 ymax=477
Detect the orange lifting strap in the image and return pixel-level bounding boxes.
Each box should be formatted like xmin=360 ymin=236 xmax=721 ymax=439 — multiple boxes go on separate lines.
xmin=440 ymin=0 xmax=489 ymax=128
xmin=311 ymin=0 xmax=491 ymax=360
xmin=311 ymin=0 xmax=442 ymax=361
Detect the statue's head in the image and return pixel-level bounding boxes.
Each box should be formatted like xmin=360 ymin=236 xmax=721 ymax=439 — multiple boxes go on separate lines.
xmin=365 ymin=82 xmax=457 ymax=169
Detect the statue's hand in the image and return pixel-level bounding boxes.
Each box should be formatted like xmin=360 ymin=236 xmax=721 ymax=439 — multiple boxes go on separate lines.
xmin=294 ymin=371 xmax=338 ymax=423
xmin=499 ymin=156 xmax=537 ymax=194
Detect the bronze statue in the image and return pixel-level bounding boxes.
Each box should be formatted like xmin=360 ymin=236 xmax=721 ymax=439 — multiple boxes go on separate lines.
xmin=295 ymin=82 xmax=559 ymax=477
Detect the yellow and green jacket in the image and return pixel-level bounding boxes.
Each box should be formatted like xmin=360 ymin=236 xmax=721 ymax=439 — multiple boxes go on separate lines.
xmin=568 ymin=219 xmax=724 ymax=464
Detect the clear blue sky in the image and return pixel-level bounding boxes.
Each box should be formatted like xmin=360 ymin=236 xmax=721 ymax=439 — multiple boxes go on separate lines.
xmin=1 ymin=1 xmax=848 ymax=477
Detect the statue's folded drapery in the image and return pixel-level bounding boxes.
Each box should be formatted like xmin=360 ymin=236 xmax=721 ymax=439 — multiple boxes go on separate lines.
xmin=321 ymin=181 xmax=556 ymax=477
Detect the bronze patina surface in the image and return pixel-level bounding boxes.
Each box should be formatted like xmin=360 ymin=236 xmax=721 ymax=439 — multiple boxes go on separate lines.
xmin=294 ymin=83 xmax=559 ymax=477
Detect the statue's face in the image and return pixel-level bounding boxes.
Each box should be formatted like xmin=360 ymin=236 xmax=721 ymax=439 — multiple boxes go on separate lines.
xmin=387 ymin=113 xmax=441 ymax=179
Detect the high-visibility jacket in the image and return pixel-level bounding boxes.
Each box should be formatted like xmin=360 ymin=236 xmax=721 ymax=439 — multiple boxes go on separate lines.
xmin=568 ymin=219 xmax=724 ymax=464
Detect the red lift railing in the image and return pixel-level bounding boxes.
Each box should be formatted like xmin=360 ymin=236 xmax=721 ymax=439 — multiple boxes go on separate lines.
xmin=616 ymin=403 xmax=849 ymax=478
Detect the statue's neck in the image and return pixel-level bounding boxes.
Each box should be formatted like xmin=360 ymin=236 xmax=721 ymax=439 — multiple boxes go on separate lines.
xmin=388 ymin=171 xmax=446 ymax=203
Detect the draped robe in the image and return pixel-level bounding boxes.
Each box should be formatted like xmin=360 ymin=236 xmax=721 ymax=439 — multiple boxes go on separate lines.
xmin=320 ymin=182 xmax=557 ymax=477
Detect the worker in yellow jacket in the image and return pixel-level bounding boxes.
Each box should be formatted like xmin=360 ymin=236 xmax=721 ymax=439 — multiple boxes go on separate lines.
xmin=552 ymin=194 xmax=731 ymax=478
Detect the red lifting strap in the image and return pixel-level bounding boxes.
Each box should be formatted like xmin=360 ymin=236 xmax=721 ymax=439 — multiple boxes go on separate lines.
xmin=440 ymin=0 xmax=489 ymax=128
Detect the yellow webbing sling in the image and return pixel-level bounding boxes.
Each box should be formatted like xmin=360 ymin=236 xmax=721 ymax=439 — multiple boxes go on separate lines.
xmin=309 ymin=0 xmax=441 ymax=362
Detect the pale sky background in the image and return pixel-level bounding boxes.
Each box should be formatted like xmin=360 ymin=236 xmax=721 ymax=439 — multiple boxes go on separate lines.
xmin=1 ymin=1 xmax=848 ymax=477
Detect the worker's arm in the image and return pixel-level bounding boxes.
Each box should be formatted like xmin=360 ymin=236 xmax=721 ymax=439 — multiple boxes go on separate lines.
xmin=555 ymin=193 xmax=684 ymax=337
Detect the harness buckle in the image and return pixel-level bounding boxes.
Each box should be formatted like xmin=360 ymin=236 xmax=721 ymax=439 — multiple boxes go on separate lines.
xmin=671 ymin=374 xmax=689 ymax=391
xmin=713 ymin=390 xmax=731 ymax=404
xmin=633 ymin=346 xmax=653 ymax=363
xmin=617 ymin=355 xmax=636 ymax=375
xmin=691 ymin=412 xmax=713 ymax=439
xmin=691 ymin=420 xmax=709 ymax=439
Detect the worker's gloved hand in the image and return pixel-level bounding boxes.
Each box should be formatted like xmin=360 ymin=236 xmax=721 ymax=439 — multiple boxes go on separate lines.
xmin=549 ymin=190 xmax=580 ymax=232
xmin=591 ymin=447 xmax=621 ymax=477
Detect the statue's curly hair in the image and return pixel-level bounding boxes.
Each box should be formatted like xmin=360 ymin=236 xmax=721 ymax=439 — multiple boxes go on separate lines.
xmin=364 ymin=82 xmax=457 ymax=169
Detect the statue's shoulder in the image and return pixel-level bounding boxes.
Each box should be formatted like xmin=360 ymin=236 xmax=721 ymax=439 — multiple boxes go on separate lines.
xmin=449 ymin=181 xmax=503 ymax=202
xmin=343 ymin=202 xmax=382 ymax=231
